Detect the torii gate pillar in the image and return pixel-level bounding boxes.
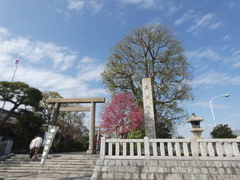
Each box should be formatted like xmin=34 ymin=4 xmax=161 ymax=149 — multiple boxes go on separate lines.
xmin=87 ymin=102 xmax=96 ymax=154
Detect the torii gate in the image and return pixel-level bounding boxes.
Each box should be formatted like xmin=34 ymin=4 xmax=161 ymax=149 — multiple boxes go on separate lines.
xmin=47 ymin=97 xmax=105 ymax=154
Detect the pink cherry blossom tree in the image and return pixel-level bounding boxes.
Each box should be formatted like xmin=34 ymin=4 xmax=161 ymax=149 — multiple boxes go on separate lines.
xmin=100 ymin=92 xmax=144 ymax=138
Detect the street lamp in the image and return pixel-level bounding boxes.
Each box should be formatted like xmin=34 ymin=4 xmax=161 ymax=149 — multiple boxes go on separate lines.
xmin=210 ymin=94 xmax=230 ymax=126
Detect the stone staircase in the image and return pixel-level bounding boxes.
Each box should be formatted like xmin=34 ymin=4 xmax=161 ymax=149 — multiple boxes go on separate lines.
xmin=0 ymin=152 xmax=99 ymax=180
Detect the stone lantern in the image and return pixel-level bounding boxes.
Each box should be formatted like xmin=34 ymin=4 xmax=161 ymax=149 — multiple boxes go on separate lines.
xmin=187 ymin=113 xmax=204 ymax=139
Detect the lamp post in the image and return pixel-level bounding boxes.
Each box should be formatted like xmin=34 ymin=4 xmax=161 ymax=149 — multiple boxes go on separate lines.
xmin=210 ymin=94 xmax=230 ymax=126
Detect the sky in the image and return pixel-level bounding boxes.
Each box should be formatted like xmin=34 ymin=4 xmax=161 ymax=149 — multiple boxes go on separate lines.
xmin=0 ymin=0 xmax=240 ymax=138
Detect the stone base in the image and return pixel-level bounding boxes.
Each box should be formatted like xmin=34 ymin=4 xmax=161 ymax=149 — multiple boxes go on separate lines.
xmin=86 ymin=149 xmax=96 ymax=154
xmin=91 ymin=159 xmax=240 ymax=180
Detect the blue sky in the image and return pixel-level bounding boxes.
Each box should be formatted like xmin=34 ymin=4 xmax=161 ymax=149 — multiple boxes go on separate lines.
xmin=0 ymin=0 xmax=239 ymax=138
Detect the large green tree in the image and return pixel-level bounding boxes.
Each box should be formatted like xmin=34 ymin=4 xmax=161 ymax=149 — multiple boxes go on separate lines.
xmin=210 ymin=124 xmax=237 ymax=138
xmin=0 ymin=81 xmax=42 ymax=127
xmin=101 ymin=24 xmax=194 ymax=137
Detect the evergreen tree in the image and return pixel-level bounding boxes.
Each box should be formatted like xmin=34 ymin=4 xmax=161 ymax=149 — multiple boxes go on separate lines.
xmin=0 ymin=81 xmax=42 ymax=127
xmin=210 ymin=124 xmax=237 ymax=138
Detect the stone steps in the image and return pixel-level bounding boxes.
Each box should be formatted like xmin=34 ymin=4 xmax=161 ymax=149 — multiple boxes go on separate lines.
xmin=6 ymin=162 xmax=97 ymax=166
xmin=1 ymin=164 xmax=96 ymax=168
xmin=0 ymin=168 xmax=94 ymax=172
xmin=0 ymin=152 xmax=99 ymax=180
xmin=0 ymin=173 xmax=92 ymax=180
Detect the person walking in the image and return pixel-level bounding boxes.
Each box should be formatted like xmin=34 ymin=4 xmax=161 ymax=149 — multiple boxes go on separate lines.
xmin=29 ymin=134 xmax=43 ymax=161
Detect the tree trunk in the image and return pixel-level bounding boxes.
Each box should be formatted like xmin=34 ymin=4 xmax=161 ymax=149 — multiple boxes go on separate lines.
xmin=0 ymin=105 xmax=19 ymax=127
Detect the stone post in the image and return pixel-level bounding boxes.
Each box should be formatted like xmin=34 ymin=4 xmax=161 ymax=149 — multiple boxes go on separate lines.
xmin=87 ymin=102 xmax=96 ymax=154
xmin=100 ymin=137 xmax=106 ymax=160
xmin=144 ymin=136 xmax=150 ymax=160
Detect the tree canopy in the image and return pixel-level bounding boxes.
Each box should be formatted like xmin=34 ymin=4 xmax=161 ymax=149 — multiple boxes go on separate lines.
xmin=100 ymin=92 xmax=144 ymax=138
xmin=0 ymin=81 xmax=42 ymax=127
xmin=210 ymin=124 xmax=237 ymax=138
xmin=101 ymin=24 xmax=194 ymax=137
xmin=39 ymin=91 xmax=63 ymax=124
xmin=14 ymin=109 xmax=45 ymax=148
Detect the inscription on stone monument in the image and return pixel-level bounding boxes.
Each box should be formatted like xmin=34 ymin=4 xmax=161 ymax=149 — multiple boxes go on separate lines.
xmin=142 ymin=78 xmax=156 ymax=138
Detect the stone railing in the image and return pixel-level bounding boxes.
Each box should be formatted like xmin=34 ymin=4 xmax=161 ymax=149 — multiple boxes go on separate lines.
xmin=100 ymin=137 xmax=240 ymax=160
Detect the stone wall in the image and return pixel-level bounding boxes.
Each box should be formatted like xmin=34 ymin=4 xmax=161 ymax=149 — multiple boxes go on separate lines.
xmin=91 ymin=159 xmax=240 ymax=180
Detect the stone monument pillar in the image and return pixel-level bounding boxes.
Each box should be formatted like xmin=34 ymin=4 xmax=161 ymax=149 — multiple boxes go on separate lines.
xmin=142 ymin=78 xmax=156 ymax=138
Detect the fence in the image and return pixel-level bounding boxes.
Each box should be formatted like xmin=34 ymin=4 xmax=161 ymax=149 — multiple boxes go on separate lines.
xmin=100 ymin=136 xmax=240 ymax=160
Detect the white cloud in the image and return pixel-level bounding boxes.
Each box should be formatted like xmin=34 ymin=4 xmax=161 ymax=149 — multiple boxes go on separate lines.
xmin=80 ymin=56 xmax=95 ymax=63
xmin=0 ymin=30 xmax=77 ymax=72
xmin=166 ymin=5 xmax=182 ymax=16
xmin=229 ymin=50 xmax=240 ymax=68
xmin=221 ymin=45 xmax=229 ymax=50
xmin=0 ymin=27 xmax=107 ymax=99
xmin=67 ymin=0 xmax=103 ymax=13
xmin=119 ymin=0 xmax=163 ymax=9
xmin=230 ymin=76 xmax=240 ymax=85
xmin=0 ymin=27 xmax=11 ymax=39
xmin=68 ymin=0 xmax=85 ymax=11
xmin=190 ymin=13 xmax=214 ymax=30
xmin=187 ymin=47 xmax=221 ymax=62
xmin=209 ymin=22 xmax=222 ymax=30
xmin=77 ymin=61 xmax=104 ymax=81
xmin=76 ymin=56 xmax=105 ymax=82
xmin=174 ymin=10 xmax=195 ymax=25
xmin=233 ymin=62 xmax=240 ymax=68
xmin=193 ymin=71 xmax=231 ymax=86
xmin=188 ymin=13 xmax=222 ymax=35
xmin=223 ymin=35 xmax=231 ymax=41
xmin=232 ymin=50 xmax=240 ymax=57
xmin=89 ymin=0 xmax=104 ymax=13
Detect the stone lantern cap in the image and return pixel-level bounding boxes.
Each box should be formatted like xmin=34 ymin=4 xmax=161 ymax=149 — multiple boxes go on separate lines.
xmin=187 ymin=113 xmax=204 ymax=123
